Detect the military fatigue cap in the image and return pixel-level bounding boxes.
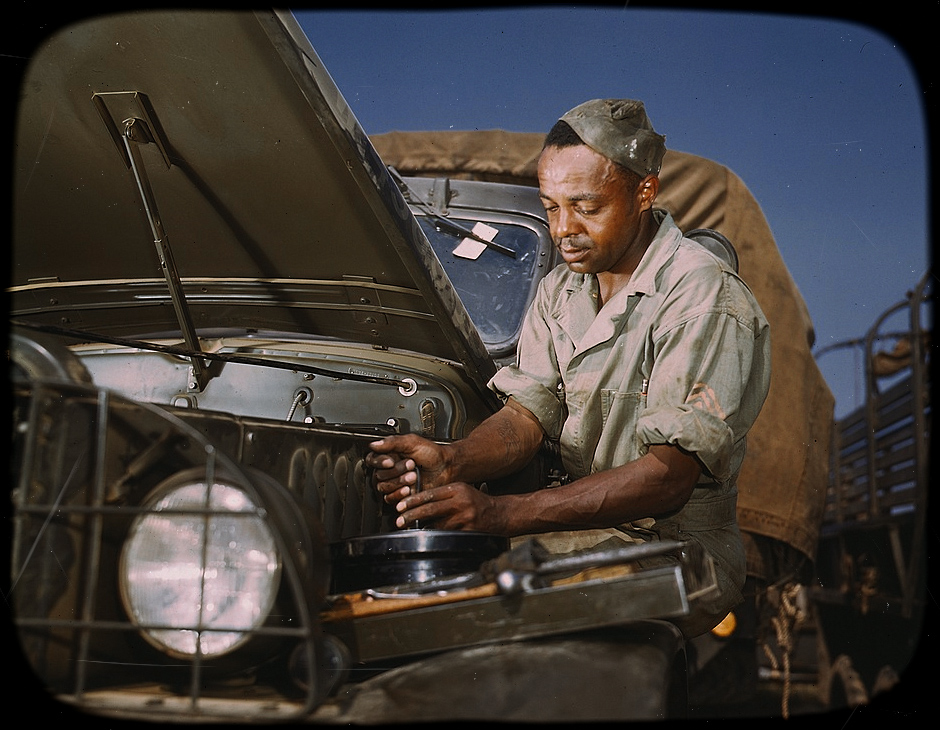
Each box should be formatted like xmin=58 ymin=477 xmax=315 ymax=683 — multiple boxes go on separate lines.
xmin=560 ymin=98 xmax=666 ymax=178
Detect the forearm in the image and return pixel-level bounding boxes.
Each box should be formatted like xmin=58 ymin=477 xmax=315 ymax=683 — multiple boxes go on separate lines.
xmin=441 ymin=399 xmax=545 ymax=485
xmin=496 ymin=444 xmax=700 ymax=536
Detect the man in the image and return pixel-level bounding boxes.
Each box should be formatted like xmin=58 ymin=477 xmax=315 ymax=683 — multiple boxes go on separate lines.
xmin=367 ymin=99 xmax=771 ymax=637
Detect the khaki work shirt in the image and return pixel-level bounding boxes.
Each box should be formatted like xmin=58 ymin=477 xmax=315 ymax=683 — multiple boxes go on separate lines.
xmin=488 ymin=210 xmax=771 ymax=636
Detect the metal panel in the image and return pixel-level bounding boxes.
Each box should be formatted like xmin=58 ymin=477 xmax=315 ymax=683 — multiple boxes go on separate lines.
xmin=325 ymin=559 xmax=716 ymax=663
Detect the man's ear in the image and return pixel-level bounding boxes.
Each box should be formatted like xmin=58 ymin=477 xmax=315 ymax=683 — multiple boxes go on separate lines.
xmin=637 ymin=175 xmax=659 ymax=210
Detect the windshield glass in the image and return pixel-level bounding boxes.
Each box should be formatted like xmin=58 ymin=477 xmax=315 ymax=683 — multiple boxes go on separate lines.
xmin=417 ymin=216 xmax=544 ymax=351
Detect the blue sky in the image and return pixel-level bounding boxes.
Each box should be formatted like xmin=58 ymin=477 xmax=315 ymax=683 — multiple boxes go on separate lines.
xmin=294 ymin=7 xmax=930 ymax=418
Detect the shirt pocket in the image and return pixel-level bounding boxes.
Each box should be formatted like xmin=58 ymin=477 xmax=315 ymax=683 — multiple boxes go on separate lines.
xmin=600 ymin=388 xmax=644 ymax=425
xmin=596 ymin=389 xmax=645 ymax=467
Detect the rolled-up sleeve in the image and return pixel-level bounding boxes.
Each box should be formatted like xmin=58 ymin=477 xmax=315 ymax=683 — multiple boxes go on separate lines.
xmin=636 ymin=273 xmax=771 ymax=481
xmin=489 ymin=366 xmax=564 ymax=438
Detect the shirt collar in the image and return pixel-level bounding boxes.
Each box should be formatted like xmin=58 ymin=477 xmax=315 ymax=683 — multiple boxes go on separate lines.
xmin=624 ymin=208 xmax=682 ymax=298
xmin=588 ymin=208 xmax=681 ymax=318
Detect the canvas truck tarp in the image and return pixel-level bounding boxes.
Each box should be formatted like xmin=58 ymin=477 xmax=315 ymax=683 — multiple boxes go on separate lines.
xmin=371 ymin=130 xmax=835 ymax=578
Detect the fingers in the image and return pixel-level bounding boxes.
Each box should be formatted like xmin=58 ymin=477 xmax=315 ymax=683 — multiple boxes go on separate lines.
xmin=367 ymin=437 xmax=397 ymax=456
xmin=366 ymin=437 xmax=421 ymax=478
xmin=367 ymin=455 xmax=416 ymax=503
xmin=392 ymin=483 xmax=490 ymax=532
xmin=370 ymin=457 xmax=417 ymax=485
xmin=364 ymin=438 xmax=403 ymax=471
xmin=394 ymin=486 xmax=447 ymax=529
xmin=366 ymin=435 xmax=442 ymax=504
xmin=368 ymin=435 xmax=418 ymax=459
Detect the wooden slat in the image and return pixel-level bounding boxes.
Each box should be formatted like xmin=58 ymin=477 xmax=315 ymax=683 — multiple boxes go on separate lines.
xmin=824 ymin=362 xmax=929 ymax=525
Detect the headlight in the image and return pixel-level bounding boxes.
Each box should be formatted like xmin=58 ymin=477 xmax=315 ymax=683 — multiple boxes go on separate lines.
xmin=119 ymin=472 xmax=282 ymax=659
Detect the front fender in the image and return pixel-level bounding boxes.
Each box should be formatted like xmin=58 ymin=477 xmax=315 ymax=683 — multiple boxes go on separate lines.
xmin=313 ymin=619 xmax=688 ymax=722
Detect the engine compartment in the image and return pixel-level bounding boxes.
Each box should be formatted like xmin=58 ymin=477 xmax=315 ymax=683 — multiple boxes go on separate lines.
xmin=70 ymin=335 xmax=482 ymax=441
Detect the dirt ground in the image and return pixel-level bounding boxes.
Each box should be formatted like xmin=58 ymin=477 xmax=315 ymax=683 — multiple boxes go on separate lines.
xmin=691 ymin=675 xmax=924 ymax=725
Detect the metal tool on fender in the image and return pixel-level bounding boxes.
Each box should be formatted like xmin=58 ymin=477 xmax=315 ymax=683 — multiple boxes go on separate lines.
xmin=481 ymin=538 xmax=688 ymax=595
xmin=344 ymin=537 xmax=690 ymax=600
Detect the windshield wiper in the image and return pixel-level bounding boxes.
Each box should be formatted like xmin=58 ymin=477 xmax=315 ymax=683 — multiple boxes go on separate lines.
xmin=388 ymin=167 xmax=516 ymax=258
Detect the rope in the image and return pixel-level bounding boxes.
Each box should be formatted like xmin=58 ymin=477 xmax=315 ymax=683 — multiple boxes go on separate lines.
xmin=760 ymin=582 xmax=808 ymax=719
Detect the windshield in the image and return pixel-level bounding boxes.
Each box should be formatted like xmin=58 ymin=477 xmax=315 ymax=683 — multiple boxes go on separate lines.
xmin=417 ymin=216 xmax=545 ymax=353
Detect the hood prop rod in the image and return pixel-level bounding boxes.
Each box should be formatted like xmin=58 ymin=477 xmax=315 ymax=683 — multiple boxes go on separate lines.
xmin=121 ymin=117 xmax=210 ymax=391
xmin=94 ymin=92 xmax=210 ymax=391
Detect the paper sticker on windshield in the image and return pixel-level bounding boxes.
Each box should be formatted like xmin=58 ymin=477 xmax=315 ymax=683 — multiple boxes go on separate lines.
xmin=453 ymin=222 xmax=499 ymax=260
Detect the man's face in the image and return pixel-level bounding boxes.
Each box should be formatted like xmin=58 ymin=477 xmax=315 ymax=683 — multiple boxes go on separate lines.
xmin=537 ymin=144 xmax=656 ymax=277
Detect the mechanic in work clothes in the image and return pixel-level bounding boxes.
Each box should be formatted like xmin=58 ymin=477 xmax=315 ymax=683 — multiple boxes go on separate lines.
xmin=367 ymin=98 xmax=771 ymax=638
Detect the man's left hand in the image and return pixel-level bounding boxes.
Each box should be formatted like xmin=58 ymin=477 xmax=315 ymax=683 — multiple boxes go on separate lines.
xmin=394 ymin=482 xmax=505 ymax=533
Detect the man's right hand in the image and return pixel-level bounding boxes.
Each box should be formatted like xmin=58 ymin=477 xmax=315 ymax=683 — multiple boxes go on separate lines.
xmin=366 ymin=433 xmax=448 ymax=505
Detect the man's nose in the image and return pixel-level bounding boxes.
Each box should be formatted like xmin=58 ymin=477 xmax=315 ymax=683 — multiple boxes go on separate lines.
xmin=551 ymin=206 xmax=580 ymax=239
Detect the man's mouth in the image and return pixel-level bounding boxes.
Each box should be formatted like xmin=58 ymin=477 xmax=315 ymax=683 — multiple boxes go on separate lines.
xmin=558 ymin=239 xmax=592 ymax=263
xmin=561 ymin=248 xmax=589 ymax=264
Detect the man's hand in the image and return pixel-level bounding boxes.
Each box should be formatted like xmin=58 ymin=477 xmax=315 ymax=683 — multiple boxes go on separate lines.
xmin=366 ymin=401 xmax=543 ymax=533
xmin=391 ymin=481 xmax=507 ymax=533
xmin=366 ymin=433 xmax=448 ymax=505
xmin=366 ymin=434 xmax=509 ymax=533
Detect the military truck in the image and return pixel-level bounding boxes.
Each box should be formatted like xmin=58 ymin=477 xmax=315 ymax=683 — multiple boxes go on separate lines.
xmin=11 ymin=8 xmax=907 ymax=723
xmin=810 ymin=271 xmax=930 ymax=711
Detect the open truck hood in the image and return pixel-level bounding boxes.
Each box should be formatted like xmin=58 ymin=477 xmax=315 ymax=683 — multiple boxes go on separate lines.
xmin=9 ymin=9 xmax=496 ymax=388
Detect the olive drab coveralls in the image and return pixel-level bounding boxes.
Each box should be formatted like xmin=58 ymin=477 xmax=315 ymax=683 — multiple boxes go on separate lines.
xmin=489 ymin=210 xmax=772 ymax=637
